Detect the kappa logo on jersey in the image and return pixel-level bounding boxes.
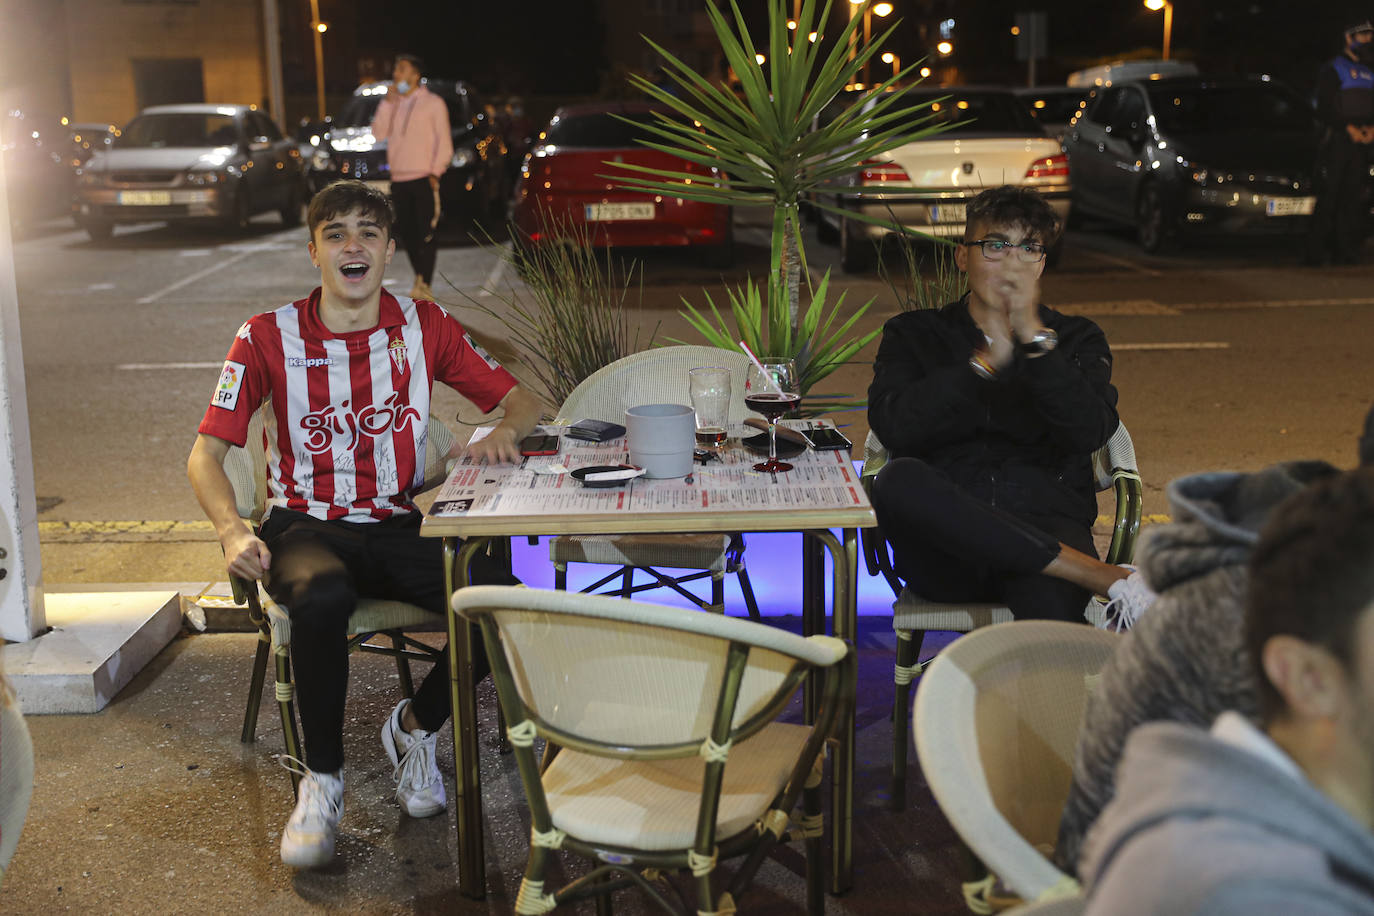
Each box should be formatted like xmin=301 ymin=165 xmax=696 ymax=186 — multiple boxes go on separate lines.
xmin=287 ymin=356 xmax=335 ymax=368
xmin=462 ymin=332 xmax=502 ymax=371
xmin=213 ymin=360 xmax=246 ymax=411
xmin=299 ymin=392 xmax=421 ymax=454
xmin=388 ymin=336 xmax=408 ymax=373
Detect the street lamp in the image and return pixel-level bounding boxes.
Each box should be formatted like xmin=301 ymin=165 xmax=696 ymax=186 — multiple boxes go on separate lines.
xmin=882 ymin=51 xmax=900 ymax=80
xmin=308 ymin=0 xmax=328 ymax=121
xmin=1144 ymin=0 xmax=1173 ymax=61
xmin=936 ymin=41 xmax=953 ymax=56
xmin=848 ymin=0 xmax=895 ymax=85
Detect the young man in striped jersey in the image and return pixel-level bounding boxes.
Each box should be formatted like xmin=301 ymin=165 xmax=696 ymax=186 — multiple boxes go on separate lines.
xmin=187 ymin=180 xmax=541 ymax=868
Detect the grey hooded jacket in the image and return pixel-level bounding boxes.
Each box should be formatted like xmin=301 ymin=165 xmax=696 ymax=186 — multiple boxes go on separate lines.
xmin=1079 ymin=720 xmax=1374 ymax=915
xmin=1054 ymin=460 xmax=1338 ymax=873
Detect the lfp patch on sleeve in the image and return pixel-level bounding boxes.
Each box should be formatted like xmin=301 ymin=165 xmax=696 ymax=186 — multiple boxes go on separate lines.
xmin=462 ymin=333 xmax=503 ymax=371
xmin=213 ymin=360 xmax=246 ymax=411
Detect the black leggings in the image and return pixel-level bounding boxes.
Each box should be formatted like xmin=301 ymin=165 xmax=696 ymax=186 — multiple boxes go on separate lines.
xmin=871 ymin=457 xmax=1095 ymax=623
xmin=260 ymin=509 xmax=517 ymax=773
xmin=390 ymin=177 xmax=439 ymax=284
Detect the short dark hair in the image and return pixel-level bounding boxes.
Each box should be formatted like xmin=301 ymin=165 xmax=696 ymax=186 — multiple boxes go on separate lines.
xmin=963 ymin=185 xmax=1062 ymax=246
xmin=1246 ymin=468 xmax=1374 ymax=722
xmin=395 ymin=53 xmax=424 ymax=74
xmin=307 ymin=180 xmax=394 ymax=241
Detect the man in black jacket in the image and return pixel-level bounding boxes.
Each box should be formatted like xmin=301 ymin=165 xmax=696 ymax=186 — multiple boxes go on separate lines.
xmin=868 ymin=186 xmax=1151 ymax=624
xmin=1306 ymin=20 xmax=1374 ymax=266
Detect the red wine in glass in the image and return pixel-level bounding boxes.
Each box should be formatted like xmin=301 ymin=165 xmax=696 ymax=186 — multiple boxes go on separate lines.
xmin=744 ymin=392 xmax=802 ymax=419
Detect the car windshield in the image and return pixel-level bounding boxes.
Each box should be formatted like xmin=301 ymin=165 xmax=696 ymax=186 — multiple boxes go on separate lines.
xmin=1146 ymin=85 xmax=1314 ymax=133
xmin=117 ymin=113 xmax=239 ymax=148
xmin=1025 ymin=92 xmax=1087 ymax=124
xmin=544 ymin=111 xmax=692 ymax=148
xmin=335 ymin=94 xmax=383 ymax=129
xmin=890 ymin=91 xmax=1042 ymax=135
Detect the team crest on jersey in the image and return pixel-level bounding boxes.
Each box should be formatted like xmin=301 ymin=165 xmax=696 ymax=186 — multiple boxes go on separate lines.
xmin=462 ymin=332 xmax=502 ymax=370
xmin=388 ymin=336 xmax=408 ymax=373
xmin=213 ymin=360 xmax=246 ymax=411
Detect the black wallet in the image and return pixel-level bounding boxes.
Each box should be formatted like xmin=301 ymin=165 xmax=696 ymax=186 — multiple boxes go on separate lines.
xmin=565 ymin=418 xmax=627 ymax=442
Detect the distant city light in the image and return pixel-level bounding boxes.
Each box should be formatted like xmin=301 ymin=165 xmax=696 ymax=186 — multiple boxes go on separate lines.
xmin=787 ymin=19 xmax=797 ymax=30
xmin=315 ymin=21 xmax=328 ymax=33
xmin=1010 ymin=26 xmax=1021 ymax=36
xmin=874 ymin=2 xmax=893 ymax=15
xmin=755 ymin=53 xmax=766 ymax=65
xmin=881 ymin=52 xmax=895 ymax=63
xmin=937 ymin=41 xmax=953 ymax=55
xmin=808 ymin=31 xmax=819 ymax=42
xmin=919 ymin=66 xmax=932 ymax=78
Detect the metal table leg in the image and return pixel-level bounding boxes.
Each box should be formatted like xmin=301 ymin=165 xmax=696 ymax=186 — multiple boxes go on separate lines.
xmin=804 ymin=527 xmax=858 ymax=895
xmin=445 ymin=535 xmax=491 ymax=900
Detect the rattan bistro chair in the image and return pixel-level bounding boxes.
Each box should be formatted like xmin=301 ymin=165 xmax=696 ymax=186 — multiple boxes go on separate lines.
xmin=550 ymin=346 xmax=761 ymax=618
xmin=226 ymin=407 xmax=451 ymax=791
xmin=914 ymin=621 xmax=1120 ymax=910
xmin=861 ymin=422 xmax=1142 ymax=809
xmin=453 ymin=585 xmax=852 ymax=915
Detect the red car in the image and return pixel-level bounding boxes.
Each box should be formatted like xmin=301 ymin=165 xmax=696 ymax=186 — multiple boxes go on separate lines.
xmin=511 ymin=102 xmax=733 ymax=266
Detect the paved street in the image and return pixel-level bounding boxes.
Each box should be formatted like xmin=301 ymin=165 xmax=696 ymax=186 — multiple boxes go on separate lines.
xmin=11 ymin=208 xmax=1374 ymax=584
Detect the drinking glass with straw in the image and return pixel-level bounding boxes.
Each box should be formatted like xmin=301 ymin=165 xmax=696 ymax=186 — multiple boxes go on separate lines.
xmin=740 ymin=342 xmax=801 ymax=474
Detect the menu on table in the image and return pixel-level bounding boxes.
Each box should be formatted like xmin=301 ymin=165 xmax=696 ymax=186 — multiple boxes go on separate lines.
xmin=428 ymin=424 xmax=867 ymax=519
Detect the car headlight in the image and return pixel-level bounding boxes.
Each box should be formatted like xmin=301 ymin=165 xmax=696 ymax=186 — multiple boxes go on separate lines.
xmin=450 ymin=148 xmax=476 ymax=170
xmin=185 ymin=169 xmax=228 ymax=186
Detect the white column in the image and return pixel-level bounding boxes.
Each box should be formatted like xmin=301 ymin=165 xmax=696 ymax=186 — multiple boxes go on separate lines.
xmin=0 ymin=148 xmax=47 ymax=641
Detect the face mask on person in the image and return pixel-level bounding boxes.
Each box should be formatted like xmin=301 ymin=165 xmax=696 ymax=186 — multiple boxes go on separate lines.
xmin=395 ymin=79 xmax=412 ymax=94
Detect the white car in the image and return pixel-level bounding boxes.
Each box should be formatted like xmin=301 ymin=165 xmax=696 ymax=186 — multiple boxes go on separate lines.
xmin=813 ymin=87 xmax=1071 ymax=272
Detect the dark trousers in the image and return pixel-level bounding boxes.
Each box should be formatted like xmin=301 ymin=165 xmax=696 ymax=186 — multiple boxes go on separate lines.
xmin=872 ymin=457 xmax=1094 ymax=623
xmin=1308 ymin=135 xmax=1372 ymax=263
xmin=260 ymin=509 xmax=517 ymax=773
xmin=390 ymin=177 xmax=438 ymax=284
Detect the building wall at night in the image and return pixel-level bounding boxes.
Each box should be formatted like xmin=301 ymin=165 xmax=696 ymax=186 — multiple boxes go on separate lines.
xmin=63 ymin=0 xmax=267 ymax=125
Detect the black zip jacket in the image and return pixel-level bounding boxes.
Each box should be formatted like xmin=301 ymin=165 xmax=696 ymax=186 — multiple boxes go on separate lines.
xmin=867 ymin=297 xmax=1119 ymax=528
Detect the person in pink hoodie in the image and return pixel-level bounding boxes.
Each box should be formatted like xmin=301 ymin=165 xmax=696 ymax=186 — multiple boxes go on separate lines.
xmin=371 ymin=54 xmax=452 ymax=301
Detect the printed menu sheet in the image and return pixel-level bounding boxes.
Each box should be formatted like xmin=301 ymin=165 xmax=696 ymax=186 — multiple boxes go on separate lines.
xmin=428 ymin=424 xmax=868 ymax=519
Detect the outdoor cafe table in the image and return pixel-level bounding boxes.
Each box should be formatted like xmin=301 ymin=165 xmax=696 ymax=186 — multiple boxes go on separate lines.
xmin=420 ymin=426 xmax=876 ymax=899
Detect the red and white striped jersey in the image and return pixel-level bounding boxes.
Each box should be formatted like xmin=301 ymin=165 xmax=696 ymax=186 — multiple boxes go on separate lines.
xmin=199 ymin=288 xmax=516 ymax=523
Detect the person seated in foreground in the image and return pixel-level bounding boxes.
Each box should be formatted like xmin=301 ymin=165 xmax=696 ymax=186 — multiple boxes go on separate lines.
xmin=1079 ymin=468 xmax=1374 ymax=915
xmin=867 ymin=185 xmax=1152 ymax=625
xmin=186 ymin=180 xmax=541 ymax=868
xmin=1055 ymin=400 xmax=1374 ymax=872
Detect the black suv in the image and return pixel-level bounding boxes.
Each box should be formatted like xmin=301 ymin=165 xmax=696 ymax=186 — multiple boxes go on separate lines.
xmin=304 ymin=79 xmax=509 ymax=227
xmin=1063 ymin=76 xmax=1319 ymax=251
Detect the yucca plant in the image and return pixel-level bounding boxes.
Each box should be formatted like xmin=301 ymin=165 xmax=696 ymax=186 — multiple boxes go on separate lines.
xmin=879 ymin=230 xmax=969 ymax=312
xmin=607 ymin=0 xmax=942 ymax=404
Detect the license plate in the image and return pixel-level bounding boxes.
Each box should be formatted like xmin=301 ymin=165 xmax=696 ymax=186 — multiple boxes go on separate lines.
xmin=364 ymin=179 xmax=391 ymax=196
xmin=1265 ymin=196 xmax=1315 ymax=217
xmin=929 ymin=203 xmax=967 ymax=224
xmin=585 ymin=202 xmax=654 ymax=221
xmin=118 ymin=190 xmax=171 ymax=206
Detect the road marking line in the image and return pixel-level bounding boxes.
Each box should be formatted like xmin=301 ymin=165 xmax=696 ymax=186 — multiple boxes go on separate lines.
xmin=1113 ymin=341 xmax=1230 ymax=351
xmin=179 ymin=249 xmax=213 ymax=257
xmin=116 ymin=361 xmax=221 ymax=370
xmin=477 ymin=242 xmax=511 ymax=297
xmin=88 ymin=282 xmax=115 ymax=290
xmin=1057 ymin=300 xmax=1181 ymax=316
xmin=1173 ymin=296 xmax=1374 ymax=310
xmin=136 ymin=246 xmax=261 ymax=304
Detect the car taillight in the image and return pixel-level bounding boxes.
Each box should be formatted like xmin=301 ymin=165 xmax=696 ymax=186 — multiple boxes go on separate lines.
xmin=1025 ymin=153 xmax=1069 ymax=178
xmin=859 ymin=158 xmax=911 ymax=183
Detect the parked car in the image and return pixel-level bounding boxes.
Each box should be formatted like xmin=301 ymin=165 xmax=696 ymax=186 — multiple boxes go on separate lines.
xmin=1014 ymin=86 xmax=1088 ymax=141
xmin=1063 ymin=75 xmax=1319 ymax=251
xmin=812 ymin=86 xmax=1072 ymax=272
xmin=1066 ymin=59 xmax=1198 ymax=89
xmin=3 ymin=109 xmax=75 ymax=231
xmin=511 ymin=101 xmax=733 ymax=265
xmin=73 ymin=104 xmax=306 ymax=240
xmin=304 ymin=79 xmax=509 ymax=226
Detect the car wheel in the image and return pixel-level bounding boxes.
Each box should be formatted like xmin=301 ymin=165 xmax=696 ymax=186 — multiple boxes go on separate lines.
xmin=83 ymin=219 xmax=113 ymax=242
xmin=1136 ymin=184 xmax=1172 ymax=253
xmin=279 ymin=183 xmax=304 ymax=227
xmin=222 ymin=188 xmax=251 ymax=233
xmin=840 ymin=214 xmax=871 ymax=273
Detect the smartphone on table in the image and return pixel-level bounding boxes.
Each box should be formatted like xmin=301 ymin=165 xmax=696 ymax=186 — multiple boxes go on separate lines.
xmin=519 ymin=433 xmax=560 ymax=456
xmin=801 ymin=426 xmax=853 ymax=452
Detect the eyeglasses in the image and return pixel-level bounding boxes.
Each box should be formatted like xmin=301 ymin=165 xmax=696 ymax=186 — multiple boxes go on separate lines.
xmin=963 ymin=238 xmax=1048 ymax=263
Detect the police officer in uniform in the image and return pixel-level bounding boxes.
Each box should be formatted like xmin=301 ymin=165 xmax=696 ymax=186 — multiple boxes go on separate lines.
xmin=1307 ymin=20 xmax=1374 ymax=265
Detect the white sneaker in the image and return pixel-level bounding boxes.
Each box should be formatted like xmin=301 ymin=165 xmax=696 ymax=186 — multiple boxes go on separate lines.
xmin=381 ymin=699 xmax=447 ymax=818
xmin=279 ymin=764 xmax=344 ymax=868
xmin=1102 ymin=567 xmax=1158 ymax=632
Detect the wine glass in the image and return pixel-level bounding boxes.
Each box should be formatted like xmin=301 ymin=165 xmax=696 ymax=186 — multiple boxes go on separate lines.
xmin=744 ymin=357 xmax=801 ymax=473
